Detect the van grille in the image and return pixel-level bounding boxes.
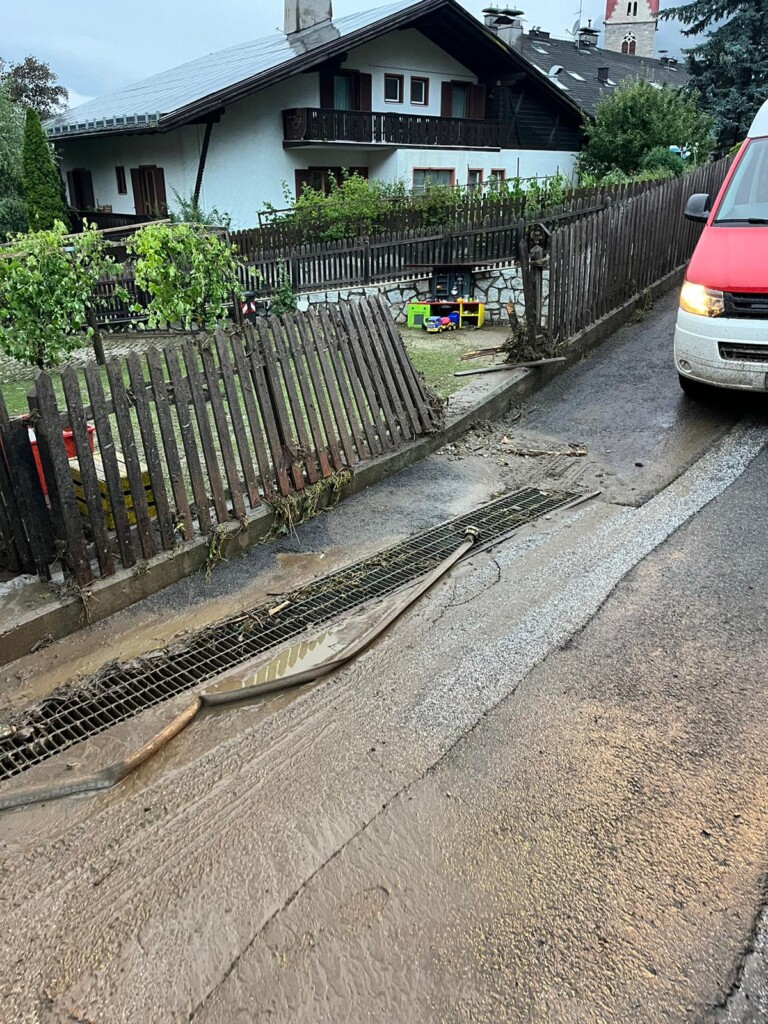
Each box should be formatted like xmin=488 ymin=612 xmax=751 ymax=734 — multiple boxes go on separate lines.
xmin=719 ymin=342 xmax=768 ymax=363
xmin=724 ymin=292 xmax=768 ymax=318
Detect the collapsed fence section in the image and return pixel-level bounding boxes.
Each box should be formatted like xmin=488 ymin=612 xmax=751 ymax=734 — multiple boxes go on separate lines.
xmin=0 ymin=296 xmax=440 ymax=585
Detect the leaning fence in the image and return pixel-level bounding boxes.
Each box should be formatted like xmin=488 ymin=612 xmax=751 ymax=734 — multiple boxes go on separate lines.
xmin=545 ymin=158 xmax=731 ymax=341
xmin=0 ymin=295 xmax=440 ymax=585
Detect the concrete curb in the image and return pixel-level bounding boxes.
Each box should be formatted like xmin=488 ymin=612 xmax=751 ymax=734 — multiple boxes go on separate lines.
xmin=0 ymin=267 xmax=683 ymax=666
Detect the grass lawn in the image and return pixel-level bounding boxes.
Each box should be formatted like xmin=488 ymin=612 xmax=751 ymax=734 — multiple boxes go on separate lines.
xmin=401 ymin=326 xmax=501 ymax=398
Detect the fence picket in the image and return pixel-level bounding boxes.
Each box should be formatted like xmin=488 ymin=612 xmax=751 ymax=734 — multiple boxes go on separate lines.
xmin=145 ymin=348 xmax=194 ymax=540
xmin=32 ymin=373 xmax=93 ymax=586
xmin=60 ymin=367 xmax=116 ymax=575
xmin=105 ymin=358 xmax=157 ymax=560
xmin=214 ymin=330 xmax=261 ymax=509
xmin=164 ymin=347 xmax=212 ymax=533
xmin=182 ymin=340 xmax=230 ymax=523
xmin=124 ymin=352 xmax=175 ymax=550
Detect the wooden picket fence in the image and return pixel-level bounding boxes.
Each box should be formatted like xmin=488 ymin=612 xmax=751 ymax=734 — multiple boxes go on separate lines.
xmin=238 ymin=176 xmax=668 ymax=254
xmin=0 ymin=295 xmax=440 ymax=585
xmin=232 ymin=179 xmax=674 ymax=297
xmin=546 ymin=158 xmax=732 ymax=340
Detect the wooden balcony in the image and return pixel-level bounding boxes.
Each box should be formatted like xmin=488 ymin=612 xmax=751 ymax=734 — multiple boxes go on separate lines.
xmin=283 ymin=108 xmax=516 ymax=150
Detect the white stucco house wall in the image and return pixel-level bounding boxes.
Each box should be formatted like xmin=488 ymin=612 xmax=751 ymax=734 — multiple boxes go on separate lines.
xmin=47 ymin=0 xmax=587 ymax=230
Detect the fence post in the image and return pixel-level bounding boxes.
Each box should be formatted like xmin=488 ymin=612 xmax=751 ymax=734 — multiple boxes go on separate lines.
xmin=362 ymin=238 xmax=370 ymax=286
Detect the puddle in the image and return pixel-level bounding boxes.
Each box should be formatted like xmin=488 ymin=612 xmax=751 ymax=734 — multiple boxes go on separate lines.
xmin=268 ymin=547 xmax=347 ymax=593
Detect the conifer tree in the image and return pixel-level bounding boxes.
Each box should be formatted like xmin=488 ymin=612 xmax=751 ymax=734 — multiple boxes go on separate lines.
xmin=662 ymin=0 xmax=768 ymax=149
xmin=21 ymin=106 xmax=68 ymax=230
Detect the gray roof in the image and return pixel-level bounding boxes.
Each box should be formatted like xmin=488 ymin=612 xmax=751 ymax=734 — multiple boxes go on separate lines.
xmin=520 ymin=32 xmax=688 ymax=115
xmin=46 ymin=0 xmax=430 ymax=138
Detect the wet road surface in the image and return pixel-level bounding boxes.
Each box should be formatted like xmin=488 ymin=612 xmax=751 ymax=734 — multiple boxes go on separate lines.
xmin=1 ymin=292 xmax=767 ymax=1022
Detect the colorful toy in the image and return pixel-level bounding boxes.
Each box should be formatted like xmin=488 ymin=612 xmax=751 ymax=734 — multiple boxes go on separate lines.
xmin=424 ymin=315 xmax=459 ymax=333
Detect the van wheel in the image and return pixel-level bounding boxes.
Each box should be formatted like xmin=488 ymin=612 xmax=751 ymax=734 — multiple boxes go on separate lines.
xmin=678 ymin=372 xmax=705 ymax=398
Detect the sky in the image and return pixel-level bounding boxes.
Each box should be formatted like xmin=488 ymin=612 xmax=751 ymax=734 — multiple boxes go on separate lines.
xmin=1 ymin=0 xmax=689 ymax=109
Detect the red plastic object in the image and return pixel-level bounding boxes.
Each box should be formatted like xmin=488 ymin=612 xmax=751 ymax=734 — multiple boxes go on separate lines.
xmin=28 ymin=424 xmax=95 ymax=496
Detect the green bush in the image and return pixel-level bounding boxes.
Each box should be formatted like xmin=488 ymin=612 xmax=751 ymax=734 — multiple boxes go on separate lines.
xmin=170 ymin=188 xmax=232 ymax=230
xmin=21 ymin=106 xmax=68 ymax=230
xmin=268 ymin=260 xmax=297 ymax=316
xmin=263 ymin=169 xmax=575 ymax=242
xmin=640 ymin=146 xmax=686 ymax=176
xmin=0 ymin=221 xmax=118 ymax=368
xmin=126 ymin=222 xmax=242 ymax=331
xmin=582 ymin=80 xmax=714 ymax=176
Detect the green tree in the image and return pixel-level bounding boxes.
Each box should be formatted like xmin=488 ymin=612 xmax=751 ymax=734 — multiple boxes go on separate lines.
xmin=126 ymin=222 xmax=242 ymax=331
xmin=581 ymin=80 xmax=714 ymax=176
xmin=22 ymin=107 xmax=68 ymax=230
xmin=0 ymin=221 xmax=118 ymax=369
xmin=0 ymin=83 xmax=26 ymax=238
xmin=0 ymin=55 xmax=68 ymax=120
xmin=662 ymin=0 xmax=768 ymax=151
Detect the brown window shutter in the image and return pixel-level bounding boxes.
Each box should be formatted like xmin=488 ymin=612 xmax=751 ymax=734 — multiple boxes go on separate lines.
xmin=468 ymin=84 xmax=486 ymax=120
xmin=295 ymin=170 xmax=308 ymax=199
xmin=441 ymin=81 xmax=452 ymax=117
xmin=81 ymin=170 xmax=95 ymax=210
xmin=319 ymin=71 xmax=334 ymax=109
xmin=153 ymin=167 xmax=167 ymax=216
xmin=358 ymin=73 xmax=372 ymax=112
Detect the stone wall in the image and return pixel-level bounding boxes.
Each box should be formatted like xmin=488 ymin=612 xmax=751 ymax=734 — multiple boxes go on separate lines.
xmin=294 ymin=263 xmax=548 ymax=326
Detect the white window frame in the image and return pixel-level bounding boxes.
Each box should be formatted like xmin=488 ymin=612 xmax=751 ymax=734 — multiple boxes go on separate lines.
xmin=384 ymin=74 xmax=404 ymax=104
xmin=410 ymin=76 xmax=429 ymax=105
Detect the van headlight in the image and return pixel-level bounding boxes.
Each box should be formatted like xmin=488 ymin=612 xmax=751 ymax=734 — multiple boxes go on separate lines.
xmin=679 ymin=282 xmax=725 ymax=317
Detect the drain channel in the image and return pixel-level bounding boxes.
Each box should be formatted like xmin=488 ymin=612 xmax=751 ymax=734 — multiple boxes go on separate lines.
xmin=0 ymin=487 xmax=587 ymax=782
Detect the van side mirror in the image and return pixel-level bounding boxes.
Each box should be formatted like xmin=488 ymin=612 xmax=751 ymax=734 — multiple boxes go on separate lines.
xmin=684 ymin=193 xmax=711 ymax=223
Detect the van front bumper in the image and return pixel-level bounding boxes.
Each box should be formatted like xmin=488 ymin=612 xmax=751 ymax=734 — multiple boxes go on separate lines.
xmin=674 ymin=309 xmax=768 ymax=391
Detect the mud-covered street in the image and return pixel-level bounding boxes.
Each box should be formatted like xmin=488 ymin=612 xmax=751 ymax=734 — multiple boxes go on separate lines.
xmin=2 ymin=291 xmax=768 ymax=1023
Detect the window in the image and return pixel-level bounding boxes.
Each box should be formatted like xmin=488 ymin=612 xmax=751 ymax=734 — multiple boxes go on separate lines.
xmin=633 ymin=1 xmax=638 ymax=13
xmin=621 ymin=32 xmax=637 ymax=54
xmin=384 ymin=74 xmax=404 ymax=103
xmin=334 ymin=74 xmax=355 ymax=110
xmin=490 ymin=168 xmax=506 ymax=182
xmin=440 ymin=81 xmax=486 ymax=120
xmin=627 ymin=2 xmax=632 ymax=12
xmin=115 ymin=166 xmax=127 ymax=194
xmin=66 ymin=168 xmax=95 ymax=210
xmin=450 ymin=83 xmax=469 ymax=118
xmin=410 ymin=77 xmax=429 ymax=105
xmin=413 ymin=168 xmax=454 ymax=192
xmin=715 ymin=138 xmax=768 ymax=223
xmin=295 ymin=166 xmax=369 ymax=198
xmin=319 ymin=70 xmax=372 ymax=112
xmin=468 ymin=169 xmax=483 ymax=189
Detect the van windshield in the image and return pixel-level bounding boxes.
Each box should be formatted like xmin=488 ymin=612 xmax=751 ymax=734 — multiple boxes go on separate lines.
xmin=715 ymin=138 xmax=768 ymax=224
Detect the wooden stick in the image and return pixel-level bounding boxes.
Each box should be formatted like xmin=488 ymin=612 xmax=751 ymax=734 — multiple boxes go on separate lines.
xmin=453 ymin=357 xmax=566 ymax=377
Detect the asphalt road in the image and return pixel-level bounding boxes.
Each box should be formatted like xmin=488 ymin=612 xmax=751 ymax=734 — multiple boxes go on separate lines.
xmin=1 ymin=292 xmax=767 ymax=1023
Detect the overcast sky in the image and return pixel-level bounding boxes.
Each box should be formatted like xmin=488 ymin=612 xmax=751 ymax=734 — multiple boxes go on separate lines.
xmin=3 ymin=0 xmax=687 ymax=109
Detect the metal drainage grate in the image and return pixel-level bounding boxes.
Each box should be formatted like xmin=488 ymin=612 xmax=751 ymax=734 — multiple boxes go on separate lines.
xmin=0 ymin=487 xmax=586 ymax=782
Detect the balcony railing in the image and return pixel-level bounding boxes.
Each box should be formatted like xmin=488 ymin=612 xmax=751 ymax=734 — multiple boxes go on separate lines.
xmin=283 ymin=108 xmax=516 ymax=149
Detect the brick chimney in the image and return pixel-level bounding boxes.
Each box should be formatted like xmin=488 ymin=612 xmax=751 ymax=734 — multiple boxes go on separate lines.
xmin=285 ymin=0 xmax=333 ymax=35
